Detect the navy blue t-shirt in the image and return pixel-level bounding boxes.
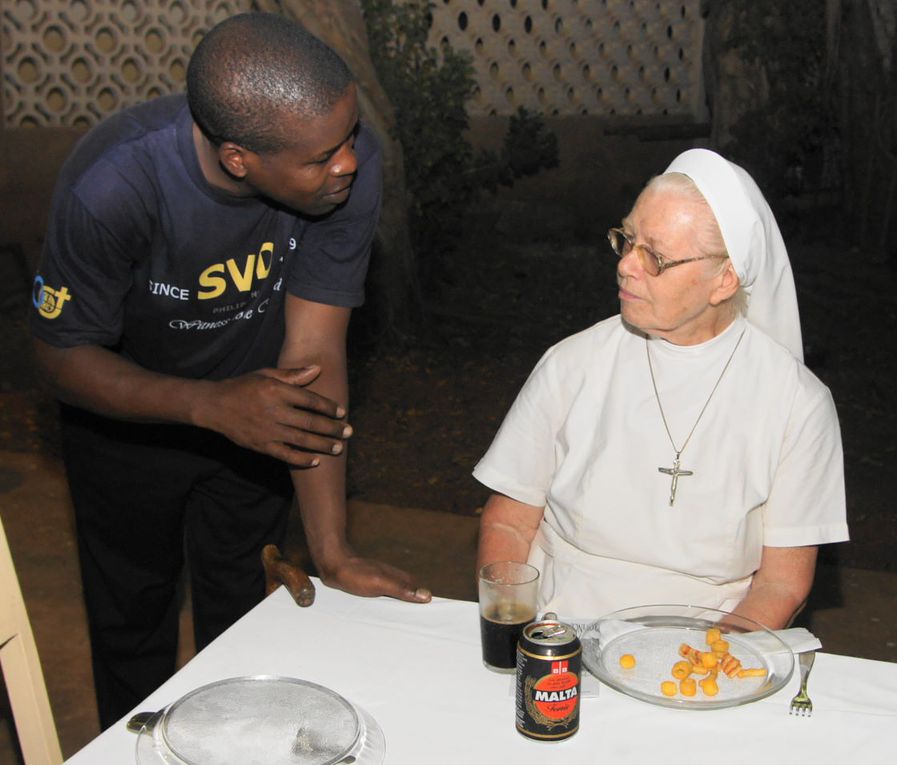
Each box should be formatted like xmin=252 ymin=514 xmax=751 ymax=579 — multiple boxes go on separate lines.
xmin=30 ymin=94 xmax=381 ymax=380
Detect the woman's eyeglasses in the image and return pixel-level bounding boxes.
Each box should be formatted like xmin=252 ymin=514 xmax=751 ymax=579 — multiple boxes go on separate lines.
xmin=607 ymin=228 xmax=728 ymax=276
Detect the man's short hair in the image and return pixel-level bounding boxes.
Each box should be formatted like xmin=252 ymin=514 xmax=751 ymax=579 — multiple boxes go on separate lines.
xmin=187 ymin=12 xmax=353 ymax=154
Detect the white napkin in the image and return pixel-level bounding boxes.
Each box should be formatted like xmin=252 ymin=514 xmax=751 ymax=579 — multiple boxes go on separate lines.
xmin=742 ymin=627 xmax=821 ymax=654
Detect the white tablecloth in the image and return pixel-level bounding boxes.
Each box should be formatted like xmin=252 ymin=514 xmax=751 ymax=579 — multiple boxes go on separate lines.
xmin=66 ymin=581 xmax=897 ymax=764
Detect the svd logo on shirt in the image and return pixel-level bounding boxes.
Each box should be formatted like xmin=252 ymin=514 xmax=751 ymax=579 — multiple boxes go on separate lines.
xmin=32 ymin=275 xmax=72 ymax=319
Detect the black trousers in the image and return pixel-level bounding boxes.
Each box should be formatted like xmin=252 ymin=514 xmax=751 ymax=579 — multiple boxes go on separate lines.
xmin=60 ymin=406 xmax=291 ymax=729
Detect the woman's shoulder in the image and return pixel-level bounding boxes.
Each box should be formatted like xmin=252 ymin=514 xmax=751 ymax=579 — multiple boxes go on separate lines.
xmin=524 ymin=315 xmax=635 ymax=395
xmin=544 ymin=314 xmax=631 ymax=360
xmin=744 ymin=324 xmax=832 ymax=403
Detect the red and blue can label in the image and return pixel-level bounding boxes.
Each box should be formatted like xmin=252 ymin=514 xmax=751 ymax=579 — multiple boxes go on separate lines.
xmin=515 ymin=619 xmax=581 ymax=740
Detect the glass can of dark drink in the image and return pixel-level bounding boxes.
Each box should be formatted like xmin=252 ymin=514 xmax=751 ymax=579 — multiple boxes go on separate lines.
xmin=515 ymin=618 xmax=581 ymax=741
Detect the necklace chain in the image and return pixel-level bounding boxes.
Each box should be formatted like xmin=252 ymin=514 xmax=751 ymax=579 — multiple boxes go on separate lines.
xmin=646 ymin=328 xmax=746 ymax=505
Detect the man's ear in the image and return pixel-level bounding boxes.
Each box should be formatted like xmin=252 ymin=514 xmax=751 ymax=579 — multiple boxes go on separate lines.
xmin=709 ymin=261 xmax=740 ymax=306
xmin=218 ymin=142 xmax=250 ymax=180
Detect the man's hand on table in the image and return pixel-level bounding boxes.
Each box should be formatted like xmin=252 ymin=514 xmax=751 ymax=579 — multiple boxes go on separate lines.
xmin=194 ymin=365 xmax=352 ymax=467
xmin=321 ymin=556 xmax=432 ymax=604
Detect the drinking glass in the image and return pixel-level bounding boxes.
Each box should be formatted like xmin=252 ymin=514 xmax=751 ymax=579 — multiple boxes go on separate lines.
xmin=478 ymin=561 xmax=540 ymax=672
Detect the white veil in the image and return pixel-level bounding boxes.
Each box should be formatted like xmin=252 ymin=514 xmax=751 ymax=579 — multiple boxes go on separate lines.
xmin=663 ymin=149 xmax=804 ymax=361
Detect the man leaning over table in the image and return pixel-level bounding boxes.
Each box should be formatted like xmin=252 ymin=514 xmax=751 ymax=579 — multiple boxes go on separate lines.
xmin=474 ymin=149 xmax=849 ymax=631
xmin=29 ymin=11 xmax=431 ymax=729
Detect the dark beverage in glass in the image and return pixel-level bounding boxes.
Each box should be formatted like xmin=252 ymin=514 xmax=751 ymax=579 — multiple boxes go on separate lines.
xmin=480 ymin=603 xmax=536 ymax=670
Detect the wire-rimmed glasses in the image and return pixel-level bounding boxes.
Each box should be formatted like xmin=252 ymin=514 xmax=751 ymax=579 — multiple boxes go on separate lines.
xmin=607 ymin=227 xmax=728 ymax=276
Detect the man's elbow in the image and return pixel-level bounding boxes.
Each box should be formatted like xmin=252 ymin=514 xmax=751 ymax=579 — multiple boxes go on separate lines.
xmin=31 ymin=337 xmax=69 ymax=391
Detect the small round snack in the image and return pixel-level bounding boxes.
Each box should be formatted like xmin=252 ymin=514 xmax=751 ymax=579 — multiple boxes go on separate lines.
xmin=661 ymin=680 xmax=678 ymax=697
xmin=679 ymin=677 xmax=697 ymax=697
xmin=671 ymin=660 xmax=691 ymax=680
xmin=619 ymin=653 xmax=637 ymax=669
xmin=699 ymin=676 xmax=719 ymax=696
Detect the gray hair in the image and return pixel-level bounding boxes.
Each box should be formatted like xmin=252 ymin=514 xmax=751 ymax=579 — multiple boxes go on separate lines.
xmin=641 ymin=171 xmax=749 ymax=317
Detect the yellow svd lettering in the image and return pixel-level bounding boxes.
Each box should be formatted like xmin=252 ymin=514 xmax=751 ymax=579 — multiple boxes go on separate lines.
xmin=256 ymin=242 xmax=274 ymax=279
xmin=196 ymin=243 xmax=275 ymax=300
xmin=197 ymin=264 xmax=227 ymax=300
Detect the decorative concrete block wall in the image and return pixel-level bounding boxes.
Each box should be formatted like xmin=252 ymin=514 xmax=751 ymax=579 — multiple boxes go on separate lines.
xmin=430 ymin=0 xmax=703 ymax=117
xmin=2 ymin=0 xmax=704 ymax=127
xmin=1 ymin=0 xmax=246 ymax=127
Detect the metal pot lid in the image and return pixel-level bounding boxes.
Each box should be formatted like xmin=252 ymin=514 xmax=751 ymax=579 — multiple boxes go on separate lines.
xmin=148 ymin=676 xmax=362 ymax=765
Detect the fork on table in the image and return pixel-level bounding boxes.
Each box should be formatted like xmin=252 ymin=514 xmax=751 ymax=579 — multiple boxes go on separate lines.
xmin=789 ymin=650 xmax=816 ymax=716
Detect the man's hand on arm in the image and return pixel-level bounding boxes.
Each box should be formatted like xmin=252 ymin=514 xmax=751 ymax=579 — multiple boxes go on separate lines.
xmin=281 ymin=295 xmax=432 ymax=604
xmin=192 ymin=365 xmax=351 ymax=466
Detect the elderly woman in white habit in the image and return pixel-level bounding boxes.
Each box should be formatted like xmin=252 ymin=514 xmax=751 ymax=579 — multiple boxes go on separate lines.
xmin=473 ymin=149 xmax=849 ymax=630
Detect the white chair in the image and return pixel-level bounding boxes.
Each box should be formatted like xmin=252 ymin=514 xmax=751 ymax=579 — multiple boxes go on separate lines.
xmin=0 ymin=514 xmax=63 ymax=765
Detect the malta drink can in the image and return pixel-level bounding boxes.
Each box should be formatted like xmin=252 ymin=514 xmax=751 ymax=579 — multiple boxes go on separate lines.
xmin=515 ymin=618 xmax=581 ymax=741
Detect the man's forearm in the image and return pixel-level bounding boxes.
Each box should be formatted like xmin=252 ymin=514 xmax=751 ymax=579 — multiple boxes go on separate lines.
xmin=277 ymin=297 xmax=429 ymax=603
xmin=277 ymin=298 xmax=353 ymax=572
xmin=291 ymin=447 xmax=352 ymax=574
xmin=33 ymin=339 xmax=211 ymax=425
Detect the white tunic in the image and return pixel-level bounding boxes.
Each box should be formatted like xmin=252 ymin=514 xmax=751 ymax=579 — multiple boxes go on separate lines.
xmin=473 ymin=316 xmax=849 ymax=617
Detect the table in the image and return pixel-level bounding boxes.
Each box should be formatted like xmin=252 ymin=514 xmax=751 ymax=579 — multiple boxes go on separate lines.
xmin=65 ymin=581 xmax=897 ymax=764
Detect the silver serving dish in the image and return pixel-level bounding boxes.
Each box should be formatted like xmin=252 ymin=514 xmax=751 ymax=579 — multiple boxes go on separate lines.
xmin=129 ymin=675 xmax=385 ymax=765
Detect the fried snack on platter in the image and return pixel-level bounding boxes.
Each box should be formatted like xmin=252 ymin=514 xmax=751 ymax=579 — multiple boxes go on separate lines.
xmin=661 ymin=634 xmax=765 ymax=697
xmin=679 ymin=643 xmax=702 ymax=664
xmin=720 ymin=654 xmax=742 ymax=678
xmin=680 ymin=677 xmax=697 ymax=697
xmin=678 ymin=643 xmax=719 ymax=670
xmin=661 ymin=681 xmax=678 ymax=697
xmin=619 ymin=653 xmax=637 ymax=669
xmin=737 ymin=667 xmax=768 ymax=678
xmin=699 ymin=676 xmax=719 ymax=696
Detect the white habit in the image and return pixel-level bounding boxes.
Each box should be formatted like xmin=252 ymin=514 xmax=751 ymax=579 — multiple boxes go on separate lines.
xmin=473 ymin=316 xmax=848 ymax=617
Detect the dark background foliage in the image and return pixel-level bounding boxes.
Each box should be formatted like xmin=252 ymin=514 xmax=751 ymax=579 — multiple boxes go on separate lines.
xmin=360 ymin=0 xmax=558 ymax=280
xmin=723 ymin=0 xmax=831 ymax=201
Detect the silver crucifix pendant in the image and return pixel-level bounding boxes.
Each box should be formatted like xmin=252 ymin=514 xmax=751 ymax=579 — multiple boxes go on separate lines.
xmin=658 ymin=453 xmax=693 ymax=506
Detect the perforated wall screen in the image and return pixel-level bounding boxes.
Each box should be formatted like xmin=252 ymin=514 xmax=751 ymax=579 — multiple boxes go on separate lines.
xmin=1 ymin=0 xmax=704 ymax=127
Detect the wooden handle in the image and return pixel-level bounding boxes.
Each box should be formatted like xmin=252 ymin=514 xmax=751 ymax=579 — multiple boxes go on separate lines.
xmin=262 ymin=544 xmax=316 ymax=607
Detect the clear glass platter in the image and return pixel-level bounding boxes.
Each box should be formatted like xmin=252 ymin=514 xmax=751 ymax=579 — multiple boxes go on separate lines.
xmin=134 ymin=675 xmax=385 ymax=765
xmin=581 ymin=605 xmax=795 ymax=710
